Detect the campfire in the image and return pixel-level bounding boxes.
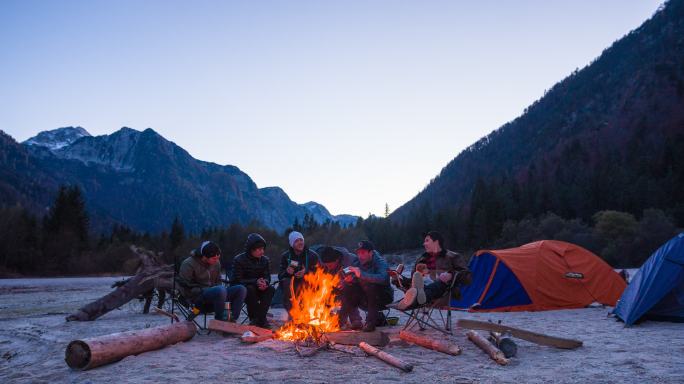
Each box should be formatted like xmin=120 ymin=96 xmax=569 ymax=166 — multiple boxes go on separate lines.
xmin=275 ymin=268 xmax=341 ymax=345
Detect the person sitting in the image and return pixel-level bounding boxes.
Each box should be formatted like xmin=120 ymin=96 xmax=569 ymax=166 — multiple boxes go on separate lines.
xmin=318 ymin=245 xmax=361 ymax=328
xmin=338 ymin=240 xmax=393 ymax=332
xmin=177 ymin=241 xmax=246 ymax=321
xmin=278 ymin=231 xmax=320 ymax=314
xmin=389 ymin=231 xmax=469 ymax=310
xmin=232 ymin=233 xmax=275 ymax=328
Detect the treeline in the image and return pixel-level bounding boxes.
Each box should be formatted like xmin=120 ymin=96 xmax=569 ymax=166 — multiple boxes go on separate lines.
xmin=0 ymin=184 xmax=680 ymax=277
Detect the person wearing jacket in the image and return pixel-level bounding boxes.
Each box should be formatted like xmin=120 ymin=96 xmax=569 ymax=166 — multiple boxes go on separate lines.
xmin=177 ymin=241 xmax=246 ymax=321
xmin=338 ymin=240 xmax=393 ymax=332
xmin=231 ymin=233 xmax=275 ymax=327
xmin=390 ymin=231 xmax=469 ymax=310
xmin=278 ymin=231 xmax=320 ymax=313
xmin=318 ymin=245 xmax=361 ymax=328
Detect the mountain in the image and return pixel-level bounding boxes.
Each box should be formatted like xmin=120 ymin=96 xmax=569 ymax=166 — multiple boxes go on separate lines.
xmin=23 ymin=126 xmax=91 ymax=150
xmin=3 ymin=127 xmax=357 ymax=233
xmin=301 ymin=202 xmax=359 ymax=228
xmin=391 ymin=0 xmax=684 ymax=239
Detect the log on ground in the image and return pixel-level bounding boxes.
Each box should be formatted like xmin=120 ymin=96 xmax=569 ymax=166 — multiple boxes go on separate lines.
xmin=323 ymin=330 xmax=390 ymax=347
xmin=399 ymin=330 xmax=461 ymax=355
xmin=457 ymin=319 xmax=582 ymax=349
xmin=208 ymin=319 xmax=273 ymax=337
xmin=359 ymin=342 xmax=413 ymax=372
xmin=65 ymin=321 xmax=196 ymax=370
xmin=466 ymin=330 xmax=509 ymax=366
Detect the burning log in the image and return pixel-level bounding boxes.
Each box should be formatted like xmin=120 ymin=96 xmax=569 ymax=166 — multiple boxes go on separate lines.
xmin=240 ymin=332 xmax=274 ymax=344
xmin=466 ymin=330 xmax=509 ymax=366
xmin=65 ymin=321 xmax=196 ymax=370
xmin=323 ymin=330 xmax=390 ymax=347
xmin=208 ymin=319 xmax=273 ymax=337
xmin=66 ymin=246 xmax=175 ymax=321
xmin=359 ymin=342 xmax=413 ymax=372
xmin=399 ymin=330 xmax=461 ymax=356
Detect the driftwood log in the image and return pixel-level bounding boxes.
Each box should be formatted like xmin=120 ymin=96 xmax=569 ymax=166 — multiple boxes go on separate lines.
xmin=458 ymin=319 xmax=582 ymax=349
xmin=399 ymin=330 xmax=461 ymax=355
xmin=66 ymin=246 xmax=175 ymax=321
xmin=65 ymin=321 xmax=196 ymax=370
xmin=466 ymin=330 xmax=509 ymax=365
xmin=359 ymin=342 xmax=413 ymax=372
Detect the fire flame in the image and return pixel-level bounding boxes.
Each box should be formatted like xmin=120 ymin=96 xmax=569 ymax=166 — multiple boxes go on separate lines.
xmin=276 ymin=268 xmax=340 ymax=342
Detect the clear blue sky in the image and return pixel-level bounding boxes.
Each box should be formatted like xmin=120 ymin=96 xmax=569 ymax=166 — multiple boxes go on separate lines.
xmin=0 ymin=0 xmax=664 ymax=217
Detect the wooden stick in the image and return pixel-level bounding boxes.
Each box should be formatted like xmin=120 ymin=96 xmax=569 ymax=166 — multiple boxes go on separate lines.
xmin=152 ymin=307 xmax=179 ymax=322
xmin=65 ymin=321 xmax=196 ymax=370
xmin=457 ymin=319 xmax=582 ymax=349
xmin=295 ymin=342 xmax=328 ymax=357
xmin=359 ymin=342 xmax=413 ymax=372
xmin=241 ymin=333 xmax=273 ymax=343
xmin=466 ymin=330 xmax=509 ymax=366
xmin=208 ymin=319 xmax=273 ymax=337
xmin=399 ymin=330 xmax=461 ymax=356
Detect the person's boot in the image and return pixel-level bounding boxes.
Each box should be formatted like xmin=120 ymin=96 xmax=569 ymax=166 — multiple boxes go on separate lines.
xmin=411 ymin=271 xmax=426 ymax=305
xmin=375 ymin=311 xmax=387 ymax=327
xmin=350 ymin=320 xmax=363 ymax=330
xmin=362 ymin=322 xmax=376 ymax=332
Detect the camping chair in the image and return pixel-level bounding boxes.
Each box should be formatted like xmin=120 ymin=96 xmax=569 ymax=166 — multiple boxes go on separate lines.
xmin=397 ymin=270 xmax=468 ymax=335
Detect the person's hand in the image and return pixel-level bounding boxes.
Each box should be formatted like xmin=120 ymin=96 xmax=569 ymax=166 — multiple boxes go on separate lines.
xmin=286 ymin=266 xmax=294 ymax=275
xmin=438 ymin=272 xmax=453 ymax=284
xmin=348 ymin=266 xmax=361 ymax=278
xmin=257 ymin=278 xmax=268 ymax=290
xmin=343 ymin=274 xmax=355 ymax=284
xmin=294 ymin=269 xmax=305 ymax=278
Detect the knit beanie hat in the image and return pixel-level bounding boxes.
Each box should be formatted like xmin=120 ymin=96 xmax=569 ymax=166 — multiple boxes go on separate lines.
xmin=288 ymin=231 xmax=304 ymax=248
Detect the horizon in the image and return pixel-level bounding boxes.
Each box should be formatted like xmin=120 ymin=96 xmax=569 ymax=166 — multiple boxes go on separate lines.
xmin=0 ymin=0 xmax=664 ymax=217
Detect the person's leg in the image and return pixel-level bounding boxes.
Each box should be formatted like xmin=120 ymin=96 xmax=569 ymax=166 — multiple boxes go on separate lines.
xmin=359 ymin=281 xmax=380 ymax=330
xmin=339 ymin=283 xmax=363 ymax=328
xmin=424 ymin=281 xmax=448 ymax=302
xmin=244 ymin=284 xmax=260 ymax=323
xmin=200 ymin=286 xmax=228 ymax=320
xmin=281 ymin=278 xmax=293 ymax=312
xmin=256 ymin=285 xmax=275 ymax=326
xmin=226 ymin=285 xmax=247 ymax=321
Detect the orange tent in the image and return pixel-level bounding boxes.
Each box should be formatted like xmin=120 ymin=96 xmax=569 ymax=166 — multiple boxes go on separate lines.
xmin=451 ymin=240 xmax=627 ymax=311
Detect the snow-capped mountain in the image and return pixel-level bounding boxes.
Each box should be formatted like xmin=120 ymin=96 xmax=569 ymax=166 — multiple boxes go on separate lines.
xmin=23 ymin=126 xmax=91 ymax=150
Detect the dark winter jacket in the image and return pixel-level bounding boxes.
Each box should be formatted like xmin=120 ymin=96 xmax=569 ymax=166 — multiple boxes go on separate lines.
xmin=278 ymin=247 xmax=320 ymax=281
xmin=232 ymin=233 xmax=271 ymax=286
xmin=177 ymin=255 xmax=222 ymax=303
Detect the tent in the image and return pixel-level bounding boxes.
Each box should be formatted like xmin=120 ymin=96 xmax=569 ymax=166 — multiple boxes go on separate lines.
xmin=614 ymin=233 xmax=684 ymax=326
xmin=451 ymin=240 xmax=626 ymax=311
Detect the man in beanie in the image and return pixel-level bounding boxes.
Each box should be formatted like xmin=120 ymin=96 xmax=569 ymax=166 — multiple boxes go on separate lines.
xmin=338 ymin=240 xmax=393 ymax=332
xmin=389 ymin=231 xmax=469 ymax=310
xmin=177 ymin=241 xmax=247 ymax=321
xmin=278 ymin=231 xmax=320 ymax=314
xmin=232 ymin=233 xmax=275 ymax=328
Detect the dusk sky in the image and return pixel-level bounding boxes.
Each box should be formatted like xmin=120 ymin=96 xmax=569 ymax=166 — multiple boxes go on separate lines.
xmin=1 ymin=0 xmax=663 ymax=217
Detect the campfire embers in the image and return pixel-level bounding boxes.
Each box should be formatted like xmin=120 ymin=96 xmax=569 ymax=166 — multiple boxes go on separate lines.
xmin=275 ymin=268 xmax=341 ymax=346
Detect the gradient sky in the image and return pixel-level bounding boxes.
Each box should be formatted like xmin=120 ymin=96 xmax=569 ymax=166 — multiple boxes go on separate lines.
xmin=0 ymin=0 xmax=664 ymax=217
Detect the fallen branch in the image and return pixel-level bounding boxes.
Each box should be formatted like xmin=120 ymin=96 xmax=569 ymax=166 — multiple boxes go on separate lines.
xmin=457 ymin=319 xmax=582 ymax=349
xmin=295 ymin=342 xmax=328 ymax=357
xmin=466 ymin=330 xmax=509 ymax=366
xmin=359 ymin=342 xmax=413 ymax=372
xmin=65 ymin=321 xmax=196 ymax=370
xmin=241 ymin=333 xmax=273 ymax=343
xmin=399 ymin=330 xmax=461 ymax=356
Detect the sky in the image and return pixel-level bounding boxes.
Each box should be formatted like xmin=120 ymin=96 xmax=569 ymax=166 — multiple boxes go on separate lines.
xmin=0 ymin=0 xmax=664 ymax=217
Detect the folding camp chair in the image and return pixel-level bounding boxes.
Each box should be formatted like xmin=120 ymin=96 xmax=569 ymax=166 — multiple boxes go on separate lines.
xmin=397 ymin=270 xmax=468 ymax=335
xmin=169 ymin=289 xmax=213 ymax=334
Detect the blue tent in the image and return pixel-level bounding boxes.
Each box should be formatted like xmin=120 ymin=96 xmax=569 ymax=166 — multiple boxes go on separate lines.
xmin=614 ymin=233 xmax=684 ymax=326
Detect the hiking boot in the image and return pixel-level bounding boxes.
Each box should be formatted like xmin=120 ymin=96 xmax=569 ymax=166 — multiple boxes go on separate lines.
xmin=350 ymin=321 xmax=363 ymax=331
xmin=375 ymin=312 xmax=387 ymax=327
xmin=391 ymin=288 xmax=418 ymax=310
xmin=411 ymin=271 xmax=426 ymax=305
xmin=362 ymin=322 xmax=376 ymax=332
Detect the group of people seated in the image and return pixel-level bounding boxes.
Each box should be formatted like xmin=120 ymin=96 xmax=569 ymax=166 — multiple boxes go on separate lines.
xmin=176 ymin=230 xmax=469 ymax=332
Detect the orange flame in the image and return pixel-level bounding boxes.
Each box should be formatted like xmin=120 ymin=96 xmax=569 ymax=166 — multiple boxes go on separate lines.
xmin=276 ymin=268 xmax=340 ymax=342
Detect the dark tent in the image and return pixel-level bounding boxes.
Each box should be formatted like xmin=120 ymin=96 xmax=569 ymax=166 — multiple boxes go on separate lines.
xmin=614 ymin=233 xmax=684 ymax=326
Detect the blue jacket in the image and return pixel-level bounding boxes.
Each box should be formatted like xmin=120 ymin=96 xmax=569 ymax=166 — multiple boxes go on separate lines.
xmin=353 ymin=251 xmax=390 ymax=285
